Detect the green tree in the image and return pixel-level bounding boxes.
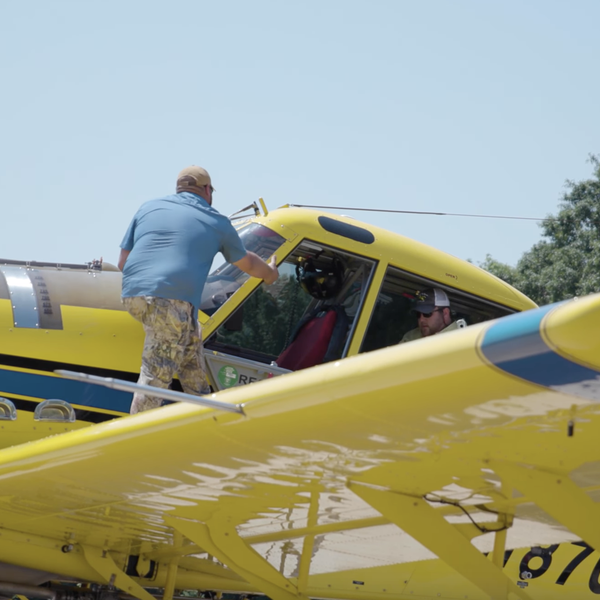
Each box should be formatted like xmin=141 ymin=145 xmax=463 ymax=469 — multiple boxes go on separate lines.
xmin=217 ymin=275 xmax=312 ymax=356
xmin=482 ymin=155 xmax=600 ymax=306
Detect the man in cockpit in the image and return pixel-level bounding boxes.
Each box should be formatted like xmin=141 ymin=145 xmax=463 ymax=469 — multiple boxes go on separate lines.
xmin=399 ymin=287 xmax=463 ymax=343
xmin=119 ymin=166 xmax=279 ymax=414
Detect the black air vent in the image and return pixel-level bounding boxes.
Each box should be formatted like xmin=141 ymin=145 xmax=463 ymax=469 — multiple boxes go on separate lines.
xmin=317 ymin=216 xmax=375 ymax=244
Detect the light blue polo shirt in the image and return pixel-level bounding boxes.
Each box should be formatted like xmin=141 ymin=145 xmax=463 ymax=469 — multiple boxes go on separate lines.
xmin=120 ymin=192 xmax=247 ymax=311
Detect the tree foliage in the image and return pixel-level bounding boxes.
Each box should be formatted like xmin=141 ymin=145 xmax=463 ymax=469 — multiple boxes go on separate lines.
xmin=481 ymin=155 xmax=600 ymax=306
xmin=216 ymin=275 xmax=312 ymax=356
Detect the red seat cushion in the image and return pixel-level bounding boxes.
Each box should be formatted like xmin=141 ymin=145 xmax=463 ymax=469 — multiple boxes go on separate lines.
xmin=277 ymin=310 xmax=338 ymax=371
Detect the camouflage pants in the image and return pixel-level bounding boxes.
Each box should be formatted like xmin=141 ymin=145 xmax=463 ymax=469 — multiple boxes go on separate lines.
xmin=123 ymin=296 xmax=211 ymax=414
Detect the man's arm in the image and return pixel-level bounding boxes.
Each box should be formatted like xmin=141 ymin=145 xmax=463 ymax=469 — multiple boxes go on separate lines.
xmin=233 ymin=252 xmax=279 ymax=284
xmin=118 ymin=248 xmax=130 ymax=272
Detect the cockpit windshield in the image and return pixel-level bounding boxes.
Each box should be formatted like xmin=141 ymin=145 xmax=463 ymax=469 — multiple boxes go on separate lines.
xmin=199 ymin=223 xmax=286 ymax=315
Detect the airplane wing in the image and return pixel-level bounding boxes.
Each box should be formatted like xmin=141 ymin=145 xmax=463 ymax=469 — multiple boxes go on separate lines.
xmin=1 ymin=294 xmax=600 ymax=600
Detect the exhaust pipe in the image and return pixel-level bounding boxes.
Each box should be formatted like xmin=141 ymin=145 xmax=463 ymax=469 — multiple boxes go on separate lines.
xmin=0 ymin=582 xmax=57 ymax=600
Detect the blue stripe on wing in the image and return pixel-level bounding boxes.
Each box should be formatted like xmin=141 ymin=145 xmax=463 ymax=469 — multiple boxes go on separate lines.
xmin=481 ymin=303 xmax=600 ymax=401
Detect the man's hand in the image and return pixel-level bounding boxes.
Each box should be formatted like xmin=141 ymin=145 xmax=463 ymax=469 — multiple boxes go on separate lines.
xmin=233 ymin=252 xmax=279 ymax=284
xmin=264 ymin=255 xmax=279 ymax=285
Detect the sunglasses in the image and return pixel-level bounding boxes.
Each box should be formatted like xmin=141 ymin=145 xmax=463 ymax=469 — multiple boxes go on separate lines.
xmin=417 ymin=308 xmax=442 ymax=319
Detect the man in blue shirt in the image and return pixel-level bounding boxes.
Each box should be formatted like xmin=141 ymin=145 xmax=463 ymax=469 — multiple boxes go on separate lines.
xmin=119 ymin=165 xmax=279 ymax=413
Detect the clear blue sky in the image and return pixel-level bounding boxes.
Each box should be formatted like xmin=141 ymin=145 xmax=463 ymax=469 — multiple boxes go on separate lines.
xmin=1 ymin=1 xmax=598 ymax=268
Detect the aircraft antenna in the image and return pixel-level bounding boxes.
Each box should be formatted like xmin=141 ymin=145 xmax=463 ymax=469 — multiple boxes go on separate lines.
xmin=289 ymin=204 xmax=552 ymax=222
xmin=229 ymin=202 xmax=261 ymax=220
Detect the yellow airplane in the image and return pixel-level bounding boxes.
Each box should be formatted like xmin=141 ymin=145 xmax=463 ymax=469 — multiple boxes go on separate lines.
xmin=0 ymin=202 xmax=599 ymax=600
